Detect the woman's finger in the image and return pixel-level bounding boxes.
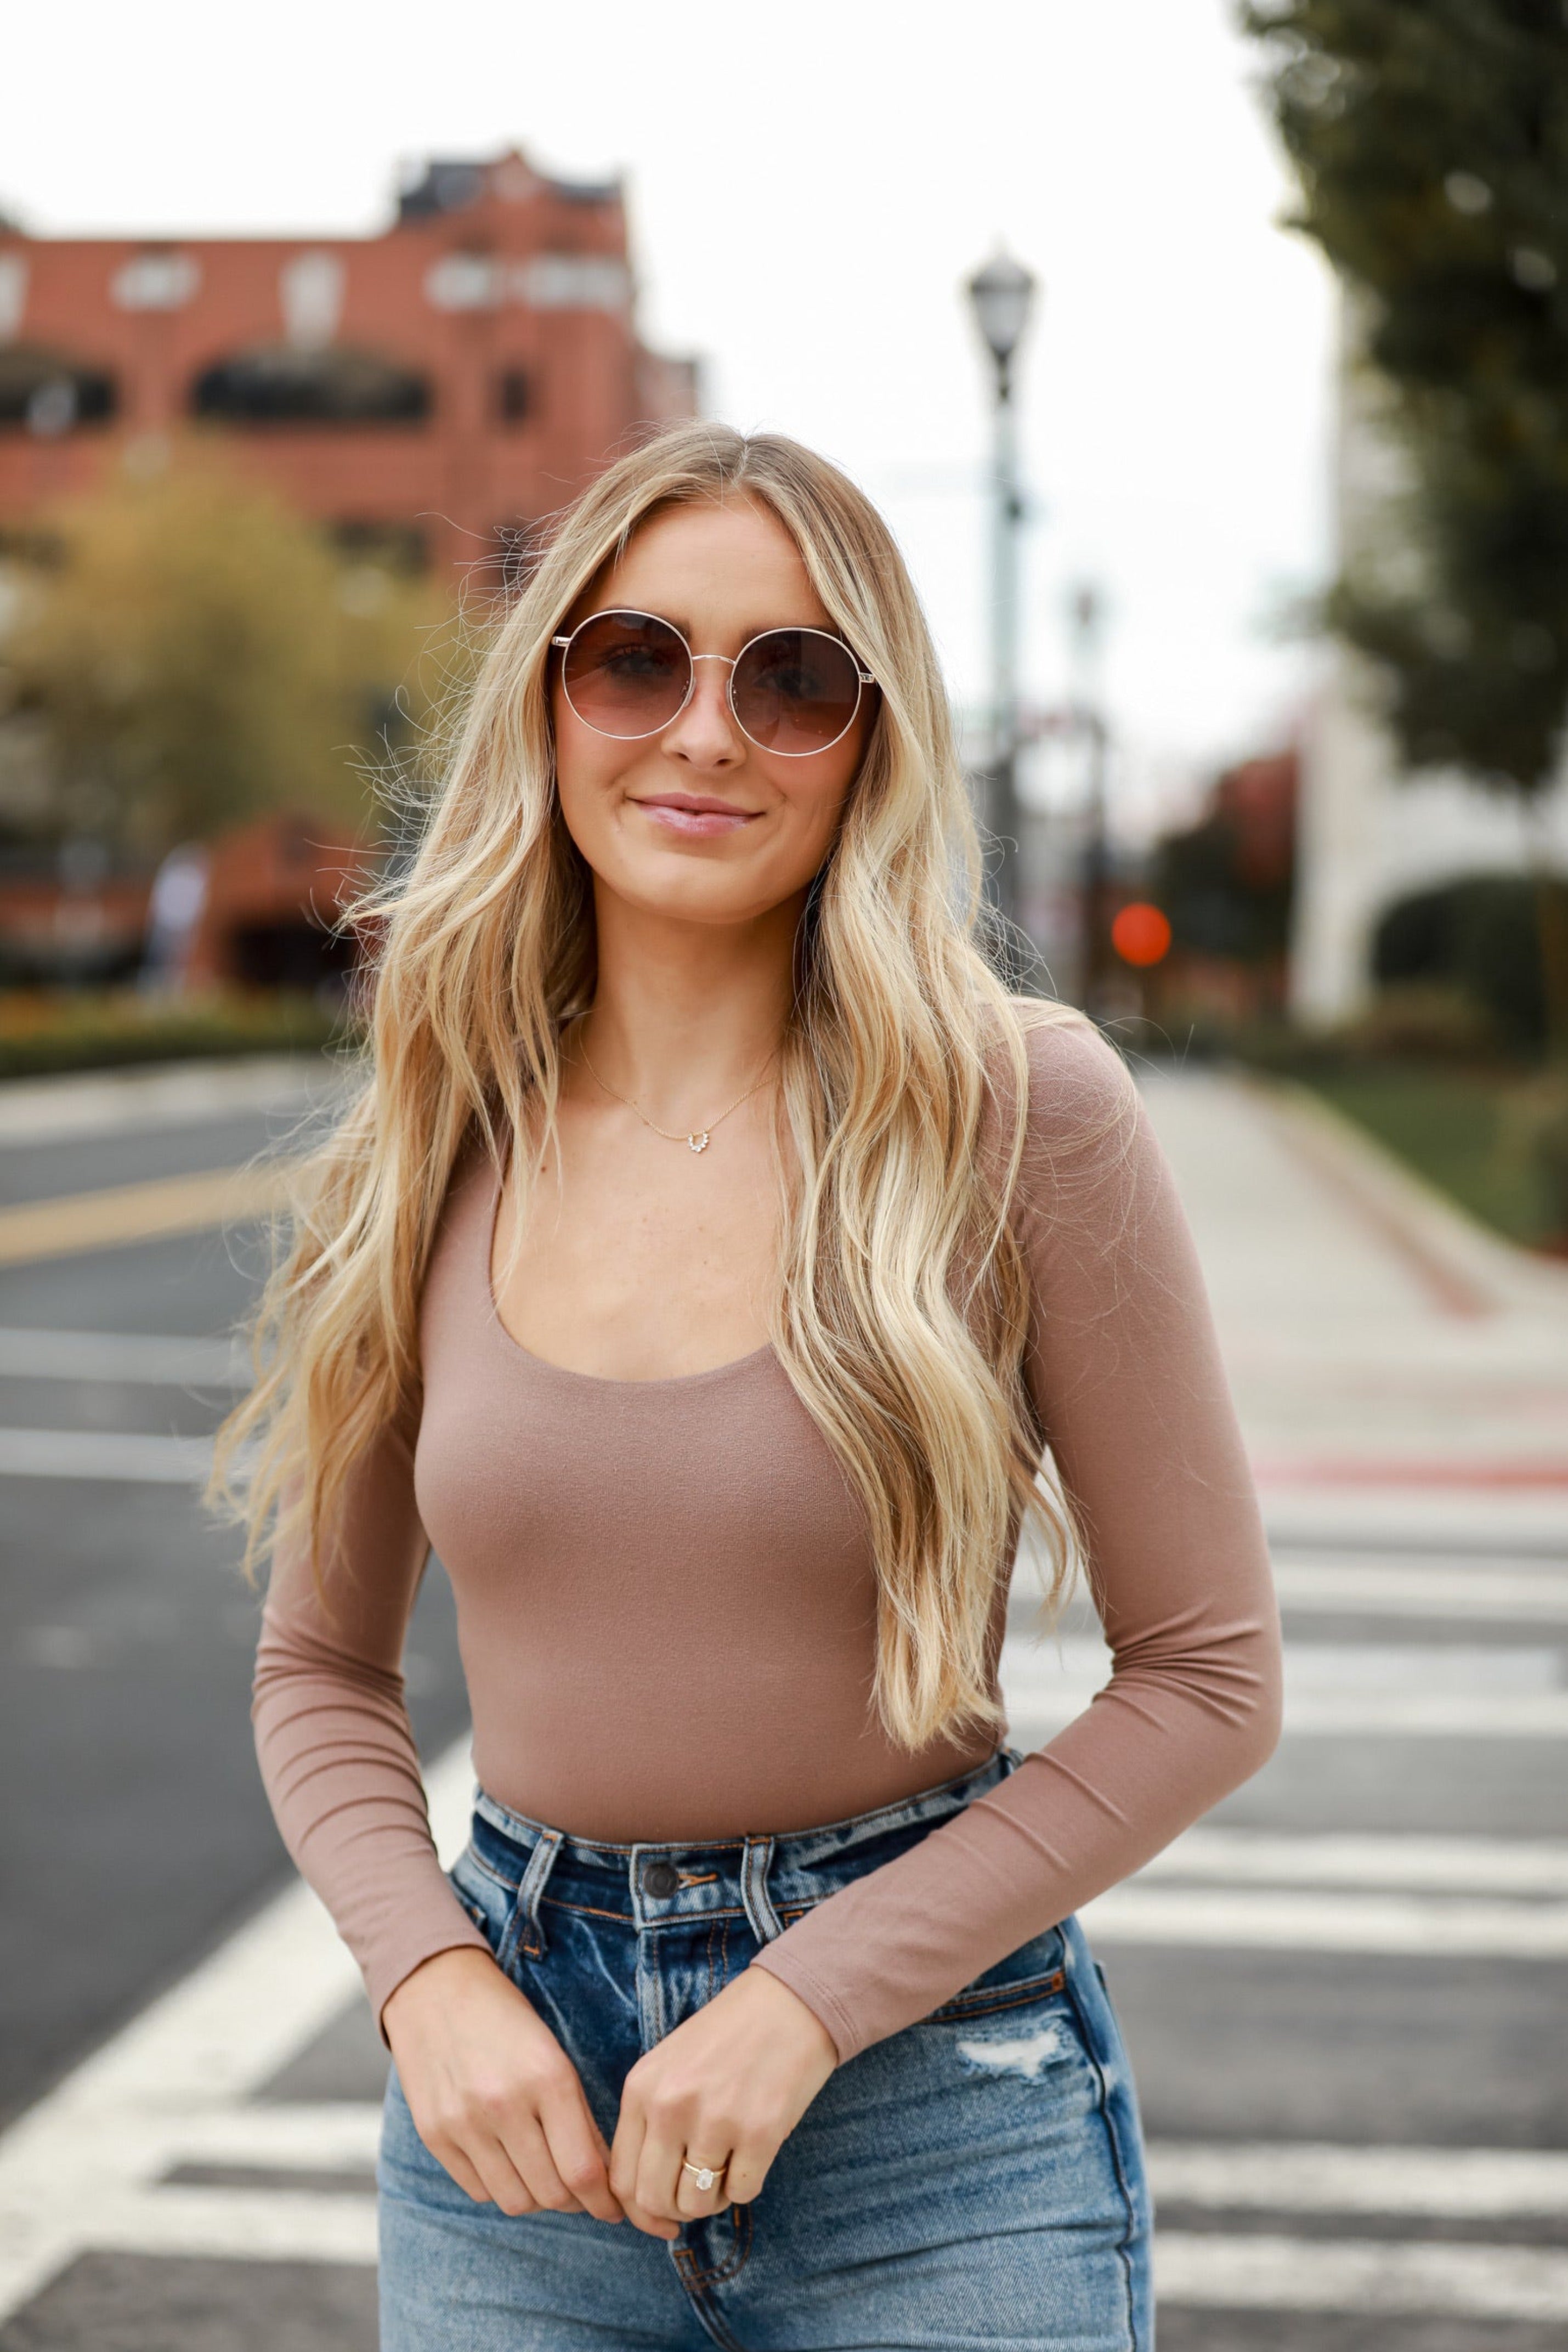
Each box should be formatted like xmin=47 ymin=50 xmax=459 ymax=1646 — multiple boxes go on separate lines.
xmin=426 ymin=2136 xmax=496 ymax=2207
xmin=494 ymin=2102 xmax=594 ymax=2214
xmin=605 ymin=2178 xmax=679 ymax=2240
xmin=720 ymin=2143 xmax=768 ymax=2206
xmin=673 ymin=2145 xmax=734 ymax=2219
xmin=535 ymin=2076 xmax=628 ymax=2225
xmin=611 ymin=2097 xmax=677 ymax=2220
xmin=633 ymin=2111 xmax=693 ymax=2224
xmin=608 ymin=2101 xmax=649 ymax=2213
xmin=466 ymin=2133 xmax=542 ymax=2218
xmin=607 ymin=2085 xmax=680 ymax=2238
xmin=425 ymin=2124 xmax=538 ymax=2216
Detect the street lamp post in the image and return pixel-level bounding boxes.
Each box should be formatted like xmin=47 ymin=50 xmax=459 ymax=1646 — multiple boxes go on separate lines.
xmin=1069 ymin=582 xmax=1112 ymax=1013
xmin=966 ymin=250 xmax=1037 ymax=943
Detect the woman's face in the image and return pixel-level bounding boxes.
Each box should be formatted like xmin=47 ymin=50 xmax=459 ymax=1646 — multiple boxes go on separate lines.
xmin=550 ymin=496 xmax=873 ymax=930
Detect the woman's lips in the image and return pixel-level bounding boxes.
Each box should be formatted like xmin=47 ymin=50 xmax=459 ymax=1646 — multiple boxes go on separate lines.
xmin=631 ymin=795 xmax=757 ymax=838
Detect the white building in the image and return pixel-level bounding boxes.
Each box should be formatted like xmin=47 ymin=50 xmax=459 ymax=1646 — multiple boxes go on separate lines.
xmin=1291 ymin=296 xmax=1568 ymax=1025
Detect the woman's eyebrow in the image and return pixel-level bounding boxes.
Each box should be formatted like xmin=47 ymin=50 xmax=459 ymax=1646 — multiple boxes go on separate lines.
xmin=602 ymin=603 xmax=694 ymax=636
xmin=602 ymin=603 xmax=834 ymax=644
xmin=683 ymin=614 xmax=831 ymax=642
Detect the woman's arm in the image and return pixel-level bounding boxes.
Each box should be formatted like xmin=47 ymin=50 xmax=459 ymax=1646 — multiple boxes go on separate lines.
xmin=251 ymin=1410 xmax=492 ymax=2031
xmin=254 ymin=1411 xmax=665 ymax=2233
xmin=748 ymin=1013 xmax=1284 ymax=2063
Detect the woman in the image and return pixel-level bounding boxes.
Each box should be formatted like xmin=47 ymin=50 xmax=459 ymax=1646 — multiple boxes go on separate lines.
xmin=222 ymin=422 xmax=1281 ymax=2351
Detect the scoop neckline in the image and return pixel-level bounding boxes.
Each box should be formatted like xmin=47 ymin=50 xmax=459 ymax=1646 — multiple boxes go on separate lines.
xmin=478 ymin=1142 xmax=778 ymax=1393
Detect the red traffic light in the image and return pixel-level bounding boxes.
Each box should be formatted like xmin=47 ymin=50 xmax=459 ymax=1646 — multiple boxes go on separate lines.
xmin=1111 ymin=902 xmax=1172 ymax=968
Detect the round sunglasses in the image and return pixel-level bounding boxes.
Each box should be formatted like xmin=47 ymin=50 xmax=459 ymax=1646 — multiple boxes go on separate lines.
xmin=551 ymin=608 xmax=876 ymax=757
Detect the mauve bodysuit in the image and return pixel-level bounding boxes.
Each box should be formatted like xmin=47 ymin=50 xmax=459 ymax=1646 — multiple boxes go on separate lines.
xmin=252 ymin=1013 xmax=1282 ymax=2063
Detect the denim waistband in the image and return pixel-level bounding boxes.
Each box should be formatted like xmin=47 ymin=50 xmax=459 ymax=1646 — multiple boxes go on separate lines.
xmin=463 ymin=1744 xmax=1025 ymax=1958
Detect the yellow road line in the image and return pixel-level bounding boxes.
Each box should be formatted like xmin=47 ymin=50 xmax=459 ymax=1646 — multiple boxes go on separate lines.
xmin=0 ymin=1164 xmax=294 ymax=1267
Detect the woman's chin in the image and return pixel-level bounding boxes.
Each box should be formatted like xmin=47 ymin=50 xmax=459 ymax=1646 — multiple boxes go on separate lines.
xmin=597 ymin=865 xmax=804 ymax=932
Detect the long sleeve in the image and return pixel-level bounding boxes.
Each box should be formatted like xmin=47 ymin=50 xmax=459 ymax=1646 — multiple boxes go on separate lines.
xmin=251 ymin=1409 xmax=490 ymax=2031
xmin=750 ymin=1013 xmax=1283 ymax=2063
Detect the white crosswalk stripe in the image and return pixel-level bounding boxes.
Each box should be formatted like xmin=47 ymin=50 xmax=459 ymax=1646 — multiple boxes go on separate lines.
xmin=1084 ymin=1882 xmax=1568 ymax=1957
xmin=1149 ymin=2139 xmax=1568 ymax=2217
xmin=0 ymin=1428 xmax=216 ymax=1482
xmin=1136 ymin=1827 xmax=1568 ymax=1894
xmin=0 ymin=1327 xmax=248 ymax=1385
xmin=1003 ymin=1631 xmax=1568 ymax=1739
xmin=1153 ymin=2233 xmax=1568 ymax=2322
xmin=1269 ymin=1553 xmax=1568 ymax=1622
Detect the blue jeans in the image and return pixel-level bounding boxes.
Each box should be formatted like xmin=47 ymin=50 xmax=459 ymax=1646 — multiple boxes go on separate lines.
xmin=378 ymin=1745 xmax=1152 ymax=2350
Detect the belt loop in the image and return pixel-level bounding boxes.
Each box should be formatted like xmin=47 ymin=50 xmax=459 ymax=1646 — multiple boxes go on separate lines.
xmin=740 ymin=1834 xmax=784 ymax=1946
xmin=503 ymin=1827 xmax=563 ymax=1966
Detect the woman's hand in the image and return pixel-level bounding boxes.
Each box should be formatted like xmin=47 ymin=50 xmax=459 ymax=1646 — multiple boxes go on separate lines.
xmin=609 ymin=1964 xmax=838 ymax=2223
xmin=382 ymin=1947 xmax=680 ymax=2240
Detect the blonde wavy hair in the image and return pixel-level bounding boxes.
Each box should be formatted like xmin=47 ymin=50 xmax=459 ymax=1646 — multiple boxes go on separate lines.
xmin=213 ymin=421 xmax=1079 ymax=1753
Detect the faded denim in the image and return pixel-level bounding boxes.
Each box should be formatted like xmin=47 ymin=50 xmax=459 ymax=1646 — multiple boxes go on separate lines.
xmin=377 ymin=1744 xmax=1152 ymax=2350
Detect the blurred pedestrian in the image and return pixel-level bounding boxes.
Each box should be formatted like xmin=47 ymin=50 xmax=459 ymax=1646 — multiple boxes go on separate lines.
xmin=138 ymin=842 xmax=209 ymax=993
xmin=217 ymin=422 xmax=1282 ymax=2350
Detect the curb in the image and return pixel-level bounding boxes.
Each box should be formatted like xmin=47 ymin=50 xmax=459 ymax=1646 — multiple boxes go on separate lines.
xmin=1243 ymin=1071 xmax=1568 ymax=1321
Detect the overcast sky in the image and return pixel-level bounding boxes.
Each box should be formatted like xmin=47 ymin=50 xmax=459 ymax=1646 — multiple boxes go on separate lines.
xmin=8 ymin=0 xmax=1338 ymax=839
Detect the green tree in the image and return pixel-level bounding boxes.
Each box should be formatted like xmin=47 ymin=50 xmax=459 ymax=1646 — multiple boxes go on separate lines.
xmin=1242 ymin=0 xmax=1568 ymax=1044
xmin=1244 ymin=0 xmax=1568 ymax=787
xmin=5 ymin=446 xmax=446 ymax=855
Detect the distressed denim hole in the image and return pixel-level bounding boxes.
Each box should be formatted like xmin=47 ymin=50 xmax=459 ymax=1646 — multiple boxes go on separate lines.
xmin=954 ymin=2022 xmax=1067 ymax=2081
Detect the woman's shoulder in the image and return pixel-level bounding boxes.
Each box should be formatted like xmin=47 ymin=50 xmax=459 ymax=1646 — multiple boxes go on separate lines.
xmin=968 ymin=998 xmax=1146 ymax=1262
xmin=992 ymin=996 xmax=1139 ymax=1151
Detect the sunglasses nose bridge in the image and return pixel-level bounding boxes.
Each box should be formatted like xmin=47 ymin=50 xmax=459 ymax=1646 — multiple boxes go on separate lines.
xmin=684 ymin=652 xmax=746 ymax=735
xmin=660 ymin=647 xmax=748 ymax=757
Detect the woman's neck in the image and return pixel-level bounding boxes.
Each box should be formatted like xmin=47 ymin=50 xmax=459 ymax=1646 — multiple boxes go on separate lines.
xmin=571 ymin=883 xmax=801 ymax=1122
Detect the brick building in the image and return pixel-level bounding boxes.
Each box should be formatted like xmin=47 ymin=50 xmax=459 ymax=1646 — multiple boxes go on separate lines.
xmin=0 ymin=149 xmax=698 ymax=587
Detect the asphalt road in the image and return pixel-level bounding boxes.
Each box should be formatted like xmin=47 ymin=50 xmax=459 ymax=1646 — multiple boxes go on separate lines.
xmin=0 ymin=1053 xmax=1565 ymax=2350
xmin=0 ymin=1063 xmax=473 ymax=2131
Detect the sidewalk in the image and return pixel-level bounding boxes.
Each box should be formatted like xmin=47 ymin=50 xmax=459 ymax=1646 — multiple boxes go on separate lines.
xmin=1142 ymin=1066 xmax=1568 ymax=1552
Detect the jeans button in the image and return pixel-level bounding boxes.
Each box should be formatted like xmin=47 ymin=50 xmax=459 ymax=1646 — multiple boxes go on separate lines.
xmin=643 ymin=1860 xmax=680 ymax=1899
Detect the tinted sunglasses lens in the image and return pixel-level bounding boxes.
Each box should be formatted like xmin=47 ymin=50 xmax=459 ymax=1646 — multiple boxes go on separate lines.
xmin=732 ymin=630 xmax=862 ymax=753
xmin=561 ymin=611 xmax=689 ymax=737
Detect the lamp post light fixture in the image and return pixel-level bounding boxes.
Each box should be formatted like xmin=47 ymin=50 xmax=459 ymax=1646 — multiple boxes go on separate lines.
xmin=966 ymin=249 xmax=1038 ymax=946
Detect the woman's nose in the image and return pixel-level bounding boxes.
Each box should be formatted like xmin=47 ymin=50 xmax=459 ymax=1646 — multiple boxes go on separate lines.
xmin=663 ymin=657 xmax=744 ymax=766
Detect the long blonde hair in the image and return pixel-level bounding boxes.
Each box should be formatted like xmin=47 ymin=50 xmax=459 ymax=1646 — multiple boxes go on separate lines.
xmin=213 ymin=422 xmax=1078 ymax=1752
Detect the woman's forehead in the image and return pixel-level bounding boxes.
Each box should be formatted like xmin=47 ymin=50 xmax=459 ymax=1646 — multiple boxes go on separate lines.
xmin=586 ymin=496 xmax=831 ymax=633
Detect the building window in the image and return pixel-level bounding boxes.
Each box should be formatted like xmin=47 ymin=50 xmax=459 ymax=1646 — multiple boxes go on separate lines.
xmin=279 ymin=252 xmax=346 ymax=348
xmin=0 ymin=254 xmax=29 ymax=340
xmin=190 ymin=345 xmax=432 ymax=427
xmin=424 ymin=252 xmax=501 ymax=312
xmin=517 ymin=254 xmax=630 ymax=313
xmin=0 ymin=347 xmax=117 ymax=434
xmin=112 ymin=252 xmax=200 ymax=312
xmin=496 ymin=368 xmax=531 ymax=425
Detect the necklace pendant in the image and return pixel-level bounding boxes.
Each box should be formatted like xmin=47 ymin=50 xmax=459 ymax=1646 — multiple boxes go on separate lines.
xmin=688 ymin=1131 xmax=710 ymax=1155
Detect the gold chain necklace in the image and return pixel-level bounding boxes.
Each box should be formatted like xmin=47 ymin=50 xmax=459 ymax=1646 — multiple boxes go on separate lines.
xmin=570 ymin=1020 xmax=776 ymax=1156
